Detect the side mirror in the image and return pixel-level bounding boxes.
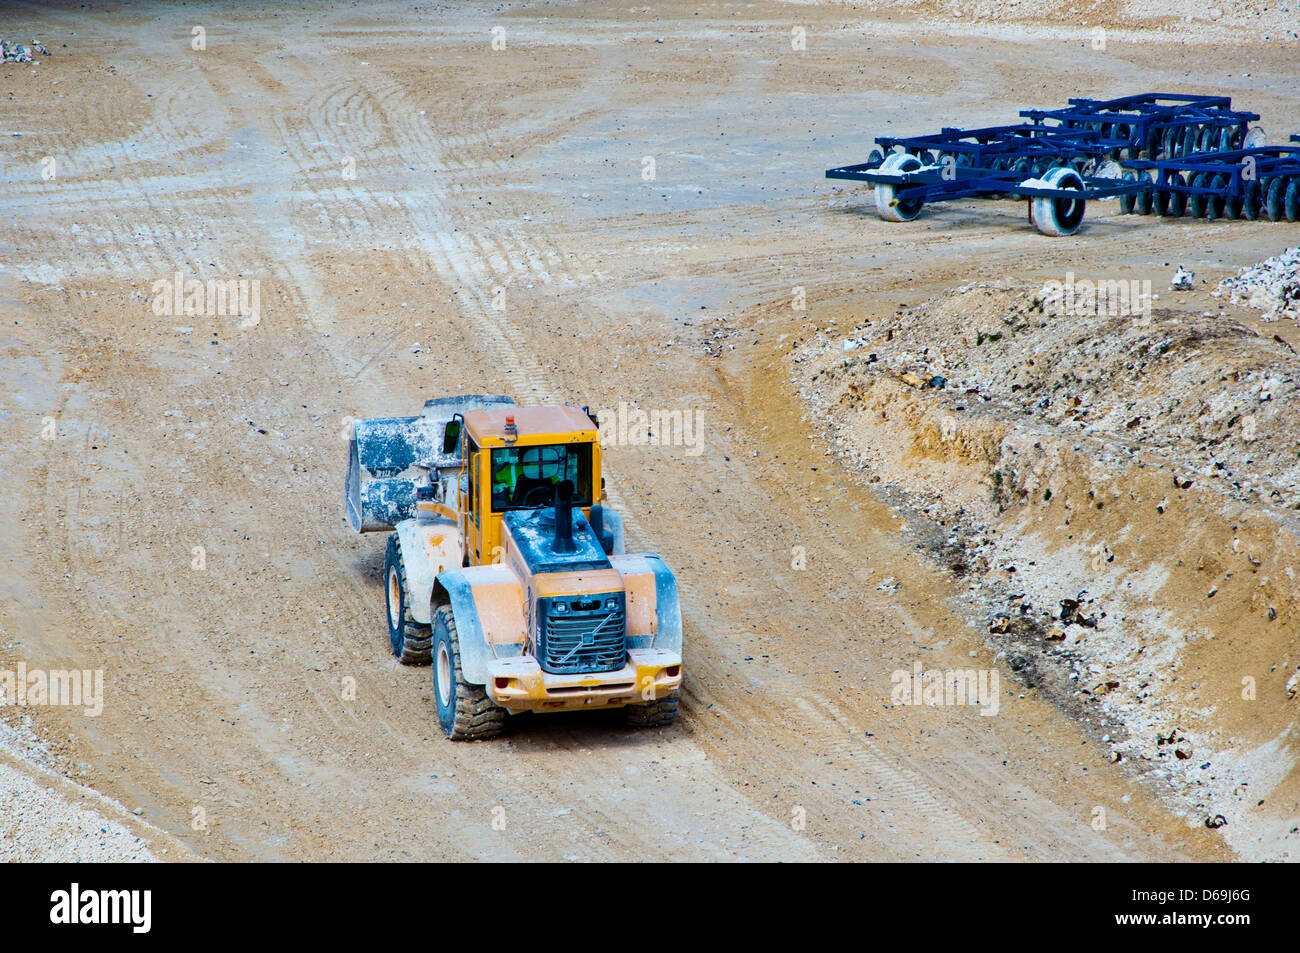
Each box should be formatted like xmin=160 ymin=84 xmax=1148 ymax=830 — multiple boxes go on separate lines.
xmin=443 ymin=416 xmax=462 ymax=456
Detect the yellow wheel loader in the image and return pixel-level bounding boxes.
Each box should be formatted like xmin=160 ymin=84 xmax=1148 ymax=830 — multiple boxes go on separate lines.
xmin=346 ymin=396 xmax=683 ymax=740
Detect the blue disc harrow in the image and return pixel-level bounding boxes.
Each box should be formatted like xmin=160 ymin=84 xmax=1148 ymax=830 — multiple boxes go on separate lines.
xmin=826 ymin=92 xmax=1293 ymax=235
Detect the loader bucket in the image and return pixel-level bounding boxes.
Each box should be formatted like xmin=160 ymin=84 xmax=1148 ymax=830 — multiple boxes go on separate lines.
xmin=345 ymin=395 xmax=513 ymax=532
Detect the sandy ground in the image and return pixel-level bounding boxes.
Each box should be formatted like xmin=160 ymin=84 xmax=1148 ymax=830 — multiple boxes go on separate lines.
xmin=1 ymin=0 xmax=1297 ymax=861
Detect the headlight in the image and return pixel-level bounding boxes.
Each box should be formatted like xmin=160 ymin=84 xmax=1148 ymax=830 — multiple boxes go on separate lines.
xmin=605 ymin=598 xmax=618 ymax=610
xmin=552 ymin=602 xmax=568 ymax=614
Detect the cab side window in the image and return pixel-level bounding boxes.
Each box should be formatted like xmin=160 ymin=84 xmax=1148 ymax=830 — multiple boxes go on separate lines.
xmin=467 ymin=438 xmax=479 ymax=525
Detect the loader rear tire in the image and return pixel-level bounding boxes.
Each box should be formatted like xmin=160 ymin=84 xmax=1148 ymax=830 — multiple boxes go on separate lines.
xmin=625 ymin=691 xmax=680 ymax=729
xmin=432 ymin=605 xmax=505 ymax=740
xmin=385 ymin=534 xmax=432 ymax=665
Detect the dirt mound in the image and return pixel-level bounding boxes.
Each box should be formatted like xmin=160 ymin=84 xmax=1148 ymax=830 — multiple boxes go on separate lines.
xmin=830 ymin=282 xmax=1300 ymax=499
xmin=795 ymin=280 xmax=1300 ymax=861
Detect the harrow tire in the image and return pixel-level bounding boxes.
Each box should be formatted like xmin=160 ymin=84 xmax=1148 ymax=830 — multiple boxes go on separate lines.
xmin=875 ymin=151 xmax=924 ymax=223
xmin=1030 ymin=166 xmax=1086 ymax=237
xmin=432 ymin=605 xmax=505 ymax=741
xmin=1285 ymin=177 xmax=1300 ymax=222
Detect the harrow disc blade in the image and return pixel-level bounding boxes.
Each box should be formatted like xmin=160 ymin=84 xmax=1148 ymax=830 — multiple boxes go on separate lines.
xmin=1243 ymin=125 xmax=1268 ymax=149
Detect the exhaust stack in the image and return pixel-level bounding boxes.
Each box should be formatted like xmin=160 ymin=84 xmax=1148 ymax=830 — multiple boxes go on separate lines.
xmin=552 ymin=481 xmax=576 ymax=554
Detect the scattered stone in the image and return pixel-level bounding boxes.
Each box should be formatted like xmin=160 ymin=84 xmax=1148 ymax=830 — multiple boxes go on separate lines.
xmin=1171 ymin=266 xmax=1194 ymax=291
xmin=0 ymin=40 xmax=49 ymax=63
xmin=1058 ymin=592 xmax=1097 ymax=628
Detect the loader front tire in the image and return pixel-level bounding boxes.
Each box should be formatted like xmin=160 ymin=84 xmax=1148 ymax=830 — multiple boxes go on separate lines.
xmin=384 ymin=534 xmax=432 ymax=665
xmin=626 ymin=691 xmax=680 ymax=729
xmin=432 ymin=605 xmax=505 ymax=740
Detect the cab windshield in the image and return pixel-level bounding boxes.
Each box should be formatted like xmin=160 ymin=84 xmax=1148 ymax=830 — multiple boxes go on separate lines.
xmin=490 ymin=443 xmax=593 ymax=511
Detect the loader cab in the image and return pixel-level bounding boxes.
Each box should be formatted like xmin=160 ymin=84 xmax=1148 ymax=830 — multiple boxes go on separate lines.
xmin=459 ymin=406 xmax=602 ymax=568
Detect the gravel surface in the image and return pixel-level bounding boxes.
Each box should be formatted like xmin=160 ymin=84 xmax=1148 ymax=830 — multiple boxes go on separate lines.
xmin=0 ymin=759 xmax=158 ymax=863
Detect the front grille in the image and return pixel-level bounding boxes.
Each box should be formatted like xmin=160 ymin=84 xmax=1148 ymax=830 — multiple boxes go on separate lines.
xmin=539 ymin=603 xmax=626 ymax=674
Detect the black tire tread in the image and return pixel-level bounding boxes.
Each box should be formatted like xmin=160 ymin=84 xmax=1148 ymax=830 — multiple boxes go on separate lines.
xmin=626 ymin=691 xmax=680 ymax=728
xmin=435 ymin=605 xmax=505 ymax=740
xmin=386 ymin=534 xmax=432 ymax=665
